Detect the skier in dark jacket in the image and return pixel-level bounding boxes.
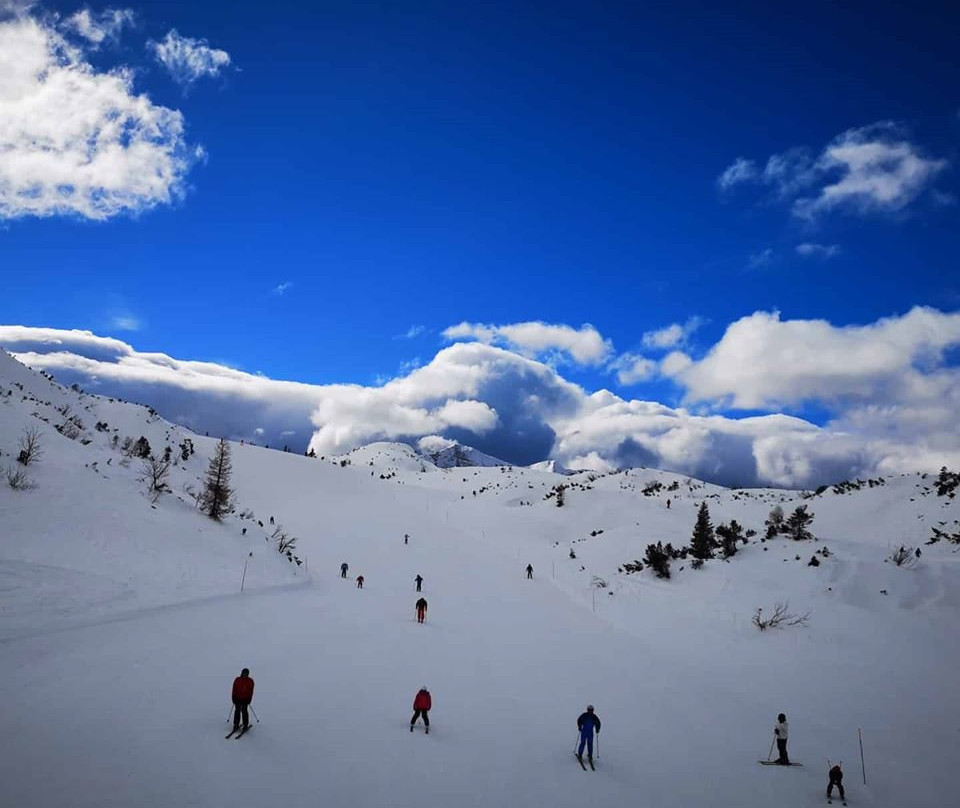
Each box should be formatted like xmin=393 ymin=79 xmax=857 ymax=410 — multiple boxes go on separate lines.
xmin=340 ymin=562 xmax=348 ymax=578
xmin=415 ymin=597 xmax=428 ymax=623
xmin=526 ymin=564 xmax=533 ymax=579
xmin=827 ymin=763 xmax=845 ymax=801
xmin=414 ymin=574 xmax=423 ymax=592
xmin=356 ymin=575 xmax=364 ymax=589
xmin=577 ymin=705 xmax=601 ymax=763
xmin=410 ymin=687 xmax=431 ymax=733
xmin=231 ymin=668 xmax=255 ymax=731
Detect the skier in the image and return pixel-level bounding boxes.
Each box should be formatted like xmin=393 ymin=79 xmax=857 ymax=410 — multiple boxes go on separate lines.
xmin=410 ymin=686 xmax=431 ymax=733
xmin=569 ymin=549 xmax=576 ymax=559
xmin=414 ymin=574 xmax=423 ymax=592
xmin=666 ymin=499 xmax=671 ymax=509
xmin=827 ymin=762 xmax=845 ymax=803
xmin=404 ymin=533 xmax=409 ymax=545
xmin=415 ymin=596 xmax=428 ymax=623
xmin=526 ymin=564 xmax=534 ymax=579
xmin=231 ymin=668 xmax=255 ymax=732
xmin=356 ymin=575 xmax=364 ymax=589
xmin=340 ymin=562 xmax=348 ymax=578
xmin=576 ymin=705 xmax=601 ymax=767
xmin=774 ymin=713 xmax=790 ymax=764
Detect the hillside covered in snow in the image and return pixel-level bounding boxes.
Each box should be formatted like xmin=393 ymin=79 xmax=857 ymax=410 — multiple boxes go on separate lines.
xmin=1 ymin=349 xmax=958 ymax=808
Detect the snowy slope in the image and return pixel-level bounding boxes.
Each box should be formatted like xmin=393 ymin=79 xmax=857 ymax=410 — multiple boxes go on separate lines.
xmin=1 ymin=350 xmax=958 ymax=808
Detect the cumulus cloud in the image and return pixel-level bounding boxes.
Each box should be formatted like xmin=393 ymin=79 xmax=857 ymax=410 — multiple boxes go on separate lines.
xmin=3 ymin=312 xmax=960 ymax=489
xmin=719 ymin=122 xmax=948 ymax=220
xmin=62 ymin=7 xmax=133 ymax=46
xmin=642 ymin=317 xmax=704 ymax=350
xmin=149 ymin=29 xmax=231 ymax=87
xmin=612 ymin=354 xmax=657 ymax=385
xmin=0 ymin=9 xmax=200 ymax=220
xmin=443 ymin=321 xmax=612 ymax=365
xmin=796 ymin=243 xmax=841 ymax=259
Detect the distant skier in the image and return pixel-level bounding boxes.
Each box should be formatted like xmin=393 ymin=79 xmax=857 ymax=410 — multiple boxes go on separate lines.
xmin=576 ymin=705 xmax=601 ymax=766
xmin=569 ymin=549 xmax=576 ymax=559
xmin=666 ymin=499 xmax=671 ymax=509
xmin=231 ymin=668 xmax=255 ymax=732
xmin=415 ymin=597 xmax=428 ymax=623
xmin=415 ymin=574 xmax=423 ymax=592
xmin=526 ymin=564 xmax=534 ymax=579
xmin=827 ymin=762 xmax=845 ymax=802
xmin=340 ymin=562 xmax=348 ymax=578
xmin=404 ymin=533 xmax=409 ymax=545
xmin=410 ymin=686 xmax=431 ymax=733
xmin=774 ymin=713 xmax=790 ymax=764
xmin=356 ymin=575 xmax=364 ymax=589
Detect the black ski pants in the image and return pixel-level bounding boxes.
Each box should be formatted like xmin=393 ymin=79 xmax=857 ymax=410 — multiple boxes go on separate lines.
xmin=410 ymin=709 xmax=430 ymax=727
xmin=776 ymin=738 xmax=789 ymax=764
xmin=233 ymin=701 xmax=250 ymax=729
xmin=827 ymin=776 xmax=844 ymax=799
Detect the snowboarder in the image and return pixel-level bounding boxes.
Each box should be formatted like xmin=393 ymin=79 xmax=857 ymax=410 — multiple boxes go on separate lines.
xmin=577 ymin=705 xmax=601 ymax=766
xmin=415 ymin=596 xmax=428 ymax=623
xmin=414 ymin=574 xmax=423 ymax=592
xmin=340 ymin=562 xmax=348 ymax=578
xmin=356 ymin=575 xmax=364 ymax=589
xmin=526 ymin=564 xmax=533 ymax=579
xmin=231 ymin=668 xmax=255 ymax=732
xmin=774 ymin=713 xmax=790 ymax=764
xmin=410 ymin=687 xmax=431 ymax=733
xmin=827 ymin=762 xmax=845 ymax=803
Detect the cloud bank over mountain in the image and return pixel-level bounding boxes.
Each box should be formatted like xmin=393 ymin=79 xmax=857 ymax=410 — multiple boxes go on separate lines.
xmin=2 ymin=307 xmax=959 ymax=488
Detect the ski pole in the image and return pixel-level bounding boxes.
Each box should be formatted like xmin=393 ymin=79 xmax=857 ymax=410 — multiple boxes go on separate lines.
xmin=250 ymin=705 xmax=260 ymax=724
xmin=767 ymin=737 xmax=775 ymax=761
xmin=596 ymin=732 xmax=600 ymax=760
xmin=574 ymin=733 xmax=580 ymax=754
xmin=858 ymin=728 xmax=866 ymax=784
xmin=227 ymin=705 xmax=234 ymax=723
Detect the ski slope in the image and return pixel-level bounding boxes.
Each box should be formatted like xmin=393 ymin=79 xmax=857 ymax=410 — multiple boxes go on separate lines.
xmin=1 ymin=349 xmax=958 ymax=808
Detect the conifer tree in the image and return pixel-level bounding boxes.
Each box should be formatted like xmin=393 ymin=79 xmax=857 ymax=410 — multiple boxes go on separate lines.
xmin=716 ymin=519 xmax=744 ymax=558
xmin=785 ymin=505 xmax=815 ymax=541
xmin=690 ymin=501 xmax=716 ymax=560
xmin=201 ymin=439 xmax=234 ymax=521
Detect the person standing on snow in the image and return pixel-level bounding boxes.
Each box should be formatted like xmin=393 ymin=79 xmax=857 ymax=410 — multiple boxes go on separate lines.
xmin=340 ymin=562 xmax=348 ymax=578
xmin=526 ymin=564 xmax=534 ymax=579
xmin=414 ymin=574 xmax=423 ymax=592
xmin=415 ymin=597 xmax=428 ymax=623
xmin=410 ymin=687 xmax=431 ymax=733
xmin=231 ymin=668 xmax=255 ymax=731
xmin=356 ymin=575 xmax=364 ymax=589
xmin=774 ymin=713 xmax=790 ymax=764
xmin=827 ymin=762 xmax=845 ymax=802
xmin=577 ymin=705 xmax=601 ymax=764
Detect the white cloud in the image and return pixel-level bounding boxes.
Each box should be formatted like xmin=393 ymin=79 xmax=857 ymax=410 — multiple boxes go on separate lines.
xmin=396 ymin=325 xmax=427 ymax=340
xmin=4 ymin=311 xmax=960 ymax=489
xmin=796 ymin=243 xmax=841 ymax=259
xmin=717 ymin=157 xmax=757 ymax=190
xmin=149 ymin=29 xmax=231 ymax=87
xmin=642 ymin=317 xmax=704 ymax=350
xmin=747 ymin=248 xmax=775 ymax=269
xmin=612 ymin=354 xmax=657 ymax=385
xmin=272 ymin=282 xmax=293 ymax=296
xmin=722 ymin=122 xmax=948 ymax=220
xmin=110 ymin=314 xmax=141 ymax=331
xmin=443 ymin=320 xmax=612 ymax=365
xmin=63 ymin=8 xmax=133 ymax=46
xmin=0 ymin=11 xmax=200 ymax=220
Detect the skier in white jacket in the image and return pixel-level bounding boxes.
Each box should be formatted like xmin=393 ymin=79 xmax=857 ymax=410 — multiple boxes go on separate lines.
xmin=774 ymin=713 xmax=790 ymax=764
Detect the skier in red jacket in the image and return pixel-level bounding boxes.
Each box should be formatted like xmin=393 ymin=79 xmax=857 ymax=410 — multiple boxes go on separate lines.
xmin=231 ymin=668 xmax=255 ymax=731
xmin=410 ymin=687 xmax=431 ymax=733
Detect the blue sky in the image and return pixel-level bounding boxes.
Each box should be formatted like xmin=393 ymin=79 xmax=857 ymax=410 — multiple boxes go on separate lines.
xmin=1 ymin=0 xmax=959 ymax=485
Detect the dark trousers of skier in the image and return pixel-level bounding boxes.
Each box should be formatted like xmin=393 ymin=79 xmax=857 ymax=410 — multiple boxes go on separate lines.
xmin=827 ymin=770 xmax=845 ymax=800
xmin=233 ymin=702 xmax=250 ymax=730
xmin=410 ymin=709 xmax=430 ymax=729
xmin=415 ymin=579 xmax=422 ymax=592
xmin=417 ymin=606 xmax=426 ymax=623
xmin=577 ymin=728 xmax=594 ymax=759
xmin=776 ymin=738 xmax=789 ymax=764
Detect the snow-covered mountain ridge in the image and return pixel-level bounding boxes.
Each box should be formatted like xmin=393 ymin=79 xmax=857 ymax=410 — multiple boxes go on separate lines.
xmin=1 ymin=349 xmax=958 ymax=808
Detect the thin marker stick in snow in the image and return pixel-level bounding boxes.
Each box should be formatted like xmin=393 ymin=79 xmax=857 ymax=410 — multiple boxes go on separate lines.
xmin=859 ymin=727 xmax=866 ymax=784
xmin=240 ymin=558 xmax=248 ymax=592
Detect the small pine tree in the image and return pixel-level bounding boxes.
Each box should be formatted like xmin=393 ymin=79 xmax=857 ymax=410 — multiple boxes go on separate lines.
xmin=764 ymin=506 xmax=785 ymax=539
xmin=785 ymin=505 xmax=815 ymax=541
xmin=690 ymin=502 xmax=716 ymax=560
xmin=201 ymin=439 xmax=234 ymax=521
xmin=555 ymin=484 xmax=566 ymax=507
xmin=643 ymin=542 xmax=671 ymax=579
xmin=716 ymin=519 xmax=745 ymax=558
xmin=133 ymin=436 xmax=152 ymax=459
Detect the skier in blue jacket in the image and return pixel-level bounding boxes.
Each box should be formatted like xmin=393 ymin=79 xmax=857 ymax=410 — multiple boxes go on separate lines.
xmin=577 ymin=705 xmax=601 ymax=764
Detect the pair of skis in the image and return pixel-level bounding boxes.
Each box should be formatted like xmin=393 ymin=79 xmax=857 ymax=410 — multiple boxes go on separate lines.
xmin=225 ymin=726 xmax=252 ymax=740
xmin=575 ymin=753 xmax=595 ymax=771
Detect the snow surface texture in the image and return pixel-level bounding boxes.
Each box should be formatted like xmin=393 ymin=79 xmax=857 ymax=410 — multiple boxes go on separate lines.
xmin=1 ymin=348 xmax=958 ymax=808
